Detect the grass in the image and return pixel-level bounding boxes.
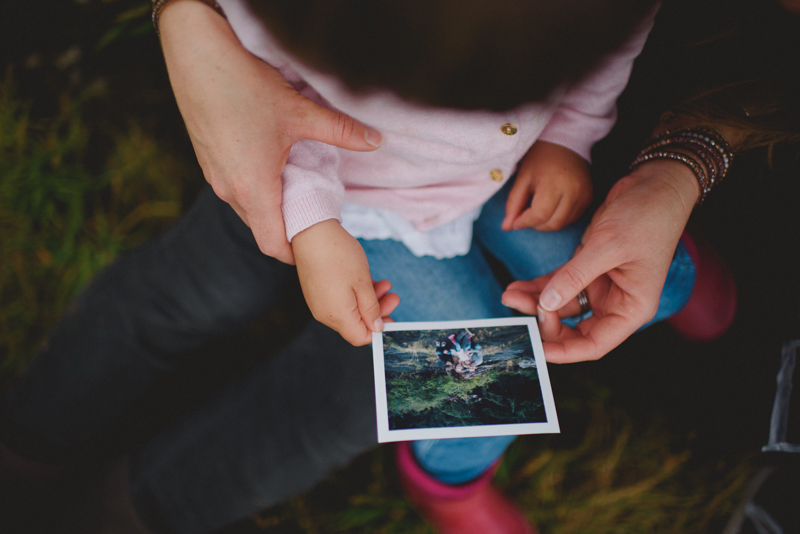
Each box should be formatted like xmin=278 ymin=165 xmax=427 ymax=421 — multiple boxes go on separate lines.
xmin=0 ymin=73 xmax=190 ymax=376
xmin=245 ymin=389 xmax=754 ymax=533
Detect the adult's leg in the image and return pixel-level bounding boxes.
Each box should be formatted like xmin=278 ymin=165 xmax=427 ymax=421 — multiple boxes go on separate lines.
xmin=128 ymin=320 xmax=377 ymax=533
xmin=360 ymin=238 xmax=516 ymax=484
xmin=1 ymin=187 xmax=292 ymax=460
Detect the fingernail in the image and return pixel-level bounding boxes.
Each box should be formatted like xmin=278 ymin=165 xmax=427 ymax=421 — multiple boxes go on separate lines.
xmin=540 ymin=288 xmax=562 ymax=311
xmin=365 ymin=128 xmax=382 ymax=148
xmin=373 ymin=318 xmax=384 ymax=332
xmin=537 ymin=305 xmax=546 ymax=323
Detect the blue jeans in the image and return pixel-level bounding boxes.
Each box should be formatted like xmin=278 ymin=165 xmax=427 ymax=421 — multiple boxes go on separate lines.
xmin=360 ymin=178 xmax=696 ymax=484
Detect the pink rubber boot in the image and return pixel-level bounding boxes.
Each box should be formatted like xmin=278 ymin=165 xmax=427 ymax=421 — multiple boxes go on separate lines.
xmin=667 ymin=231 xmax=737 ymax=342
xmin=395 ymin=441 xmax=537 ymax=534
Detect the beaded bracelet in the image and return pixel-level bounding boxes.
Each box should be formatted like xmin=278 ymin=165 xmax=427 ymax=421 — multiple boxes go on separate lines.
xmin=638 ymin=136 xmax=719 ymax=193
xmin=643 ymin=128 xmax=732 ymax=178
xmin=641 ymin=135 xmax=723 ymax=181
xmin=630 ymin=150 xmax=711 ymax=200
xmin=152 ymin=0 xmax=225 ymax=36
xmin=629 ymin=127 xmax=734 ymax=205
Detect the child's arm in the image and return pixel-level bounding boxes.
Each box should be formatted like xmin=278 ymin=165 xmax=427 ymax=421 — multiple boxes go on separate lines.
xmin=292 ymin=219 xmax=399 ymax=346
xmin=503 ymin=4 xmax=659 ymax=233
xmin=502 ymin=141 xmax=592 ymax=232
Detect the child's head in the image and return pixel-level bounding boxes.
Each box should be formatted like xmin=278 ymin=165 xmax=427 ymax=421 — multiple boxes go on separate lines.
xmin=247 ymin=0 xmax=656 ymax=110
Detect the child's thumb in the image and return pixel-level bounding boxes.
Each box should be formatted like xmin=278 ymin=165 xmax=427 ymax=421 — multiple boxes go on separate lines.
xmin=356 ymin=283 xmax=384 ymax=335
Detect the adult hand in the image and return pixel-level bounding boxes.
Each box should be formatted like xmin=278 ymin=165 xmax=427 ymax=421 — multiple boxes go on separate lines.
xmin=159 ymin=0 xmax=382 ymax=264
xmin=502 ymin=160 xmax=701 ymax=363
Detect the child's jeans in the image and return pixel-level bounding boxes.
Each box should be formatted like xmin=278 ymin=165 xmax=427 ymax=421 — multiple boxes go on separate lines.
xmin=359 ymin=179 xmax=696 ymax=484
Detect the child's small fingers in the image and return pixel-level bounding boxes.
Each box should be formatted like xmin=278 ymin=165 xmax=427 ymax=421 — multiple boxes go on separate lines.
xmin=321 ymin=300 xmax=373 ymax=347
xmin=379 ymin=292 xmax=400 ymax=318
xmin=372 ymin=279 xmax=393 ymax=300
xmin=515 ymin=193 xmax=561 ymax=231
xmin=338 ymin=322 xmax=373 ymax=347
xmin=503 ymin=182 xmax=533 ymax=230
xmin=534 ymin=204 xmax=573 ymax=232
xmin=511 ymin=208 xmax=548 ymax=230
xmin=355 ymin=284 xmax=384 ymax=333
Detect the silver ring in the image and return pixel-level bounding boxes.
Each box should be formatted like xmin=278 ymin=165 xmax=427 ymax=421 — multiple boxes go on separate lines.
xmin=577 ymin=290 xmax=591 ymax=316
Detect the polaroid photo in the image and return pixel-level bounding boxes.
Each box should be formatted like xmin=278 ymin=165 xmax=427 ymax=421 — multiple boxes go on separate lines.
xmin=371 ymin=317 xmax=559 ymax=443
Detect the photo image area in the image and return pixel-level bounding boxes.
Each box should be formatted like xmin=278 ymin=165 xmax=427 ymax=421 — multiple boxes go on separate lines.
xmin=372 ymin=318 xmax=559 ymax=442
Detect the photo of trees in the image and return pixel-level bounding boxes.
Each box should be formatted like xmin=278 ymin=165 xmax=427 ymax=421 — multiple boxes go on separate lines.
xmin=382 ymin=325 xmax=547 ymax=430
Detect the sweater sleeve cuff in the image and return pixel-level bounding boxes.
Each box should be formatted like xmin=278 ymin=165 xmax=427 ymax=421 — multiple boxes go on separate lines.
xmin=283 ymin=190 xmax=343 ymax=242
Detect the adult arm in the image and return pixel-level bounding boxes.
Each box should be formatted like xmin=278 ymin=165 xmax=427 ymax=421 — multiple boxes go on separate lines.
xmin=502 ymin=123 xmax=748 ymax=363
xmin=158 ymin=0 xmax=382 ymax=264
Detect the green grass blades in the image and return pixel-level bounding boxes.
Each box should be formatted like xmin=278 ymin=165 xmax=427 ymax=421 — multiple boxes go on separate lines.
xmin=0 ymin=75 xmax=188 ymax=377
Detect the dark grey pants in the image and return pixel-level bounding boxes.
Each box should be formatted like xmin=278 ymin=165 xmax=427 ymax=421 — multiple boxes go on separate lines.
xmin=2 ymin=188 xmax=377 ymax=533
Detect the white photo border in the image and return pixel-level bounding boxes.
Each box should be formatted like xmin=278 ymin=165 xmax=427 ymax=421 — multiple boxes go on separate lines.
xmin=371 ymin=317 xmax=559 ymax=443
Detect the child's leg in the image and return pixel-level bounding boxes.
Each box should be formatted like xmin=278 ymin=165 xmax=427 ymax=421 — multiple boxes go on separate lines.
xmin=359 ymin=238 xmax=516 ymax=483
xmin=360 ymin=238 xmax=510 ymax=322
xmin=474 ymin=178 xmax=696 ymax=326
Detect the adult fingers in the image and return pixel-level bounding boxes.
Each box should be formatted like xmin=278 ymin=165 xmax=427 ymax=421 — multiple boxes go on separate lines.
xmin=502 ymin=276 xmax=552 ymax=315
xmin=541 ymin=312 xmax=637 ymax=363
xmin=291 ymin=99 xmax=382 ymax=152
xmin=503 ymin=275 xmax=579 ymax=315
xmin=537 ymin=237 xmax=620 ymax=314
xmin=249 ymin=213 xmax=295 ymax=265
xmin=237 ymin=176 xmax=296 ymax=264
xmin=535 ymin=305 xmax=563 ymax=341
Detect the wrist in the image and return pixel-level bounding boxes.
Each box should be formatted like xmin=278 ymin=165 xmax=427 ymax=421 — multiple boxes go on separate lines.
xmin=627 ymin=160 xmax=701 ymax=215
xmin=630 ymin=126 xmax=733 ymax=205
xmin=291 ymin=219 xmax=343 ymax=255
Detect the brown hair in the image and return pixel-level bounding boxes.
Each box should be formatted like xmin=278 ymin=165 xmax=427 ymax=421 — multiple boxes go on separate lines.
xmin=659 ymin=0 xmax=800 ymax=152
xmin=246 ymin=0 xmax=657 ymax=111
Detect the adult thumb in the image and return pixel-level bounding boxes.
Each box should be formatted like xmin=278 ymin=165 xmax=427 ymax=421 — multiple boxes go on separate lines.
xmin=293 ymin=99 xmax=382 ymax=152
xmin=538 ymin=245 xmax=613 ymax=313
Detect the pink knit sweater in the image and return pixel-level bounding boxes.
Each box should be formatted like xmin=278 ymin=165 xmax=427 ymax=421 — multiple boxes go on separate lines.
xmin=217 ymin=0 xmax=657 ymax=241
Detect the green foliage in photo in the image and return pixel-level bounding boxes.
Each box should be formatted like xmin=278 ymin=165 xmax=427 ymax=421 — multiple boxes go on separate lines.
xmin=386 ymin=366 xmax=545 ymax=430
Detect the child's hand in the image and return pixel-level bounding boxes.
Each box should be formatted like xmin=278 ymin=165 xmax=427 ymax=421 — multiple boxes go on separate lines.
xmin=502 ymin=141 xmax=592 ymax=232
xmin=292 ymin=219 xmax=399 ymax=346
